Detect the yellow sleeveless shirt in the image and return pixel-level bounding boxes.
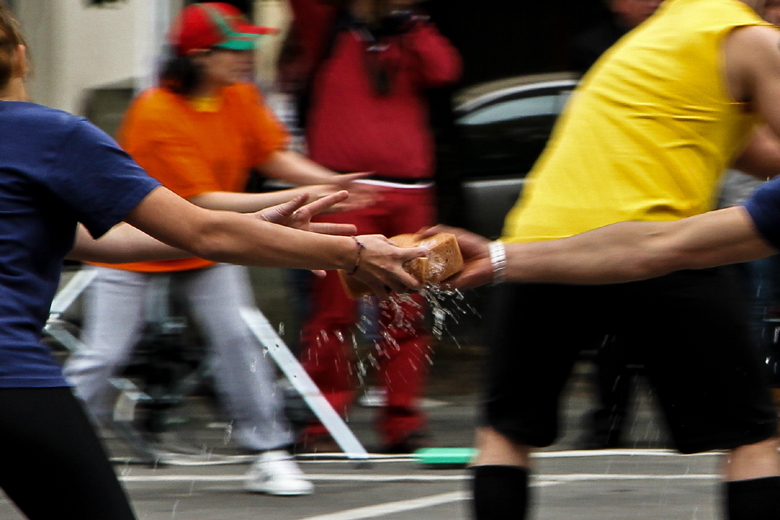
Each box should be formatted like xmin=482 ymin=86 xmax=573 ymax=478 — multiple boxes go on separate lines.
xmin=503 ymin=0 xmax=774 ymax=243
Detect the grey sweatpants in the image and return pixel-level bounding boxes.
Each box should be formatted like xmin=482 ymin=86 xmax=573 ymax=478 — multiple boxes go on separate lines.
xmin=64 ymin=264 xmax=293 ymax=451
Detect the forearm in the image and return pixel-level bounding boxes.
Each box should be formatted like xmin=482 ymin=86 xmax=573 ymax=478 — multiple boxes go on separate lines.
xmin=259 ymin=150 xmax=340 ymax=186
xmin=504 ymin=224 xmax=673 ymax=285
xmin=123 ymin=187 xmax=356 ymax=271
xmin=119 ymin=186 xmax=426 ymax=298
xmin=503 ymin=208 xmax=776 ymax=285
xmin=186 ymin=211 xmax=358 ymax=270
xmin=68 ymin=224 xmax=189 ymax=263
xmin=189 ymin=186 xmax=327 ymax=213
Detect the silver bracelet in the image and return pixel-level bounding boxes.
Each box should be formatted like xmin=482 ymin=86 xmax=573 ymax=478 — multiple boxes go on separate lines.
xmin=488 ymin=240 xmax=507 ymax=285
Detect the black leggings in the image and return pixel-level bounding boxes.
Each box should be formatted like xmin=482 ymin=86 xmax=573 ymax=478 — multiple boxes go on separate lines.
xmin=0 ymin=387 xmax=135 ymax=520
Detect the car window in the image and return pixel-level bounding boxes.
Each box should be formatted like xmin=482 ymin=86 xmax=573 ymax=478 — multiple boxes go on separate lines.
xmin=455 ymin=88 xmax=571 ymax=177
xmin=557 ymin=89 xmax=575 ymax=111
xmin=457 ymin=94 xmax=559 ymax=125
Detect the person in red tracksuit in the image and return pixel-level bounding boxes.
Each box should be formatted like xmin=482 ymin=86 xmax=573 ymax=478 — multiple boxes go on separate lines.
xmin=289 ymin=0 xmax=461 ymax=452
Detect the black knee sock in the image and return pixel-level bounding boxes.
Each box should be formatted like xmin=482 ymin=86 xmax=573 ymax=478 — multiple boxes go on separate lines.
xmin=726 ymin=476 xmax=780 ymax=520
xmin=471 ymin=465 xmax=529 ymax=520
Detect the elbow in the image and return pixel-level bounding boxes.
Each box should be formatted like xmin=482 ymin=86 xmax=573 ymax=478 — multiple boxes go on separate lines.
xmin=181 ymin=221 xmax=229 ymax=263
xmin=186 ymin=233 xmax=225 ymax=263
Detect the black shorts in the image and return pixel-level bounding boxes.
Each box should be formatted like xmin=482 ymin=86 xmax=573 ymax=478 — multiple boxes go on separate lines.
xmin=481 ymin=267 xmax=778 ymax=454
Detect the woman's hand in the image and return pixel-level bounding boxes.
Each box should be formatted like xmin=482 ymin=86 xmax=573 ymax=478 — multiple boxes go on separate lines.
xmin=258 ymin=191 xmax=359 ymax=278
xmin=332 ymin=173 xmax=379 ymax=212
xmin=350 ymin=234 xmax=428 ymax=299
xmin=285 ymin=177 xmax=377 ymax=214
xmin=258 ymin=190 xmax=357 ymax=236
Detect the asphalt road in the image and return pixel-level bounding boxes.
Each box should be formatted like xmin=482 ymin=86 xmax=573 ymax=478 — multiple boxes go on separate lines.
xmin=0 ymin=363 xmax=733 ymax=520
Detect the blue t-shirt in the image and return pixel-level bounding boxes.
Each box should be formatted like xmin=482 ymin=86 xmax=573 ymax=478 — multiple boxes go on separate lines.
xmin=0 ymin=101 xmax=160 ymax=387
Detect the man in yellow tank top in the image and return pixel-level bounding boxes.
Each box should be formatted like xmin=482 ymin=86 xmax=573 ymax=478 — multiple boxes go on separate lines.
xmin=442 ymin=1 xmax=780 ymax=519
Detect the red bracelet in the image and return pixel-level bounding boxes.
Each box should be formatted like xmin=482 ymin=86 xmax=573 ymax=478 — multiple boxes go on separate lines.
xmin=347 ymin=236 xmax=365 ymax=276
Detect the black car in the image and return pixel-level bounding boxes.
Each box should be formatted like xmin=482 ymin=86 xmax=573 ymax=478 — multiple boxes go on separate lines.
xmin=452 ymin=72 xmax=579 ymax=239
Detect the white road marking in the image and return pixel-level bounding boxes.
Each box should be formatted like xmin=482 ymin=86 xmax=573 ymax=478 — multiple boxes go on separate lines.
xmin=533 ymin=449 xmax=723 ymax=459
xmin=119 ymin=472 xmax=718 ymax=484
xmin=537 ymin=474 xmax=717 ymax=482
xmin=292 ymin=491 xmax=468 ymax=520
xmin=114 ymin=448 xmax=722 ymax=467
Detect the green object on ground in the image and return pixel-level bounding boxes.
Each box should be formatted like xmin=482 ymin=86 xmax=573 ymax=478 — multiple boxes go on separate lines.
xmin=414 ymin=447 xmax=476 ymax=466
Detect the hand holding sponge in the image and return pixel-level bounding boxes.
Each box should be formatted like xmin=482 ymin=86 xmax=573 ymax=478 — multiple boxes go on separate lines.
xmin=339 ymin=232 xmax=464 ymax=299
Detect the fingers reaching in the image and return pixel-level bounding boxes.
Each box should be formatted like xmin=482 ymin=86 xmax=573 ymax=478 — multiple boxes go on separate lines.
xmin=335 ymin=172 xmax=373 ymax=185
xmin=301 ymin=190 xmax=350 ymax=217
xmin=257 ymin=191 xmax=351 ymax=232
xmin=259 ymin=194 xmax=310 ymax=224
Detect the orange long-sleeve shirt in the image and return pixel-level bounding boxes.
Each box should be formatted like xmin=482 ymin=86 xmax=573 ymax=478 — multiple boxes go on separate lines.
xmin=94 ymin=83 xmax=289 ymax=273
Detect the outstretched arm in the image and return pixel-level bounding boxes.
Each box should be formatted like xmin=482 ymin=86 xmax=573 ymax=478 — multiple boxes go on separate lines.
xmin=94 ymin=187 xmax=424 ymax=299
xmin=69 ymin=191 xmax=356 ymax=263
xmin=70 ymin=223 xmax=188 ymax=263
xmin=427 ymin=206 xmax=777 ymax=290
xmin=188 ymin=183 xmax=338 ymax=213
xmin=252 ymin=150 xmax=376 ymax=211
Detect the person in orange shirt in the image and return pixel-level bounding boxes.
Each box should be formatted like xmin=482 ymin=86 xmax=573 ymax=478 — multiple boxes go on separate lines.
xmin=64 ymin=3 xmax=366 ymax=497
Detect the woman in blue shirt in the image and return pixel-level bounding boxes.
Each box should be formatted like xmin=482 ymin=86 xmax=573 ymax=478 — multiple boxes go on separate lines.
xmin=0 ymin=7 xmax=423 ymax=519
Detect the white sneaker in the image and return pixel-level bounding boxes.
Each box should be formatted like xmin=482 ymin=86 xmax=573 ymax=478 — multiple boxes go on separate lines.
xmin=245 ymin=450 xmax=314 ymax=496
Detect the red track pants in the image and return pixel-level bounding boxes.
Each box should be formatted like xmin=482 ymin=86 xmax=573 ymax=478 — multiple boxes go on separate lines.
xmin=300 ymin=185 xmax=435 ymax=446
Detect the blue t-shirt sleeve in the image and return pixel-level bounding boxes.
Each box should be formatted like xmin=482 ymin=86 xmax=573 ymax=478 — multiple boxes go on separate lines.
xmin=743 ymin=177 xmax=780 ymax=249
xmin=45 ymin=119 xmax=161 ymax=238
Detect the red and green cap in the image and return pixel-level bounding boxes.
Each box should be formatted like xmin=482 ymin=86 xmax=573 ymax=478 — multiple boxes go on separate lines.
xmin=168 ymin=2 xmax=277 ymax=56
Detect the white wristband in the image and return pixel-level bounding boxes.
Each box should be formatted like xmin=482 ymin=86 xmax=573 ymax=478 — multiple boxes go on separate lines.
xmin=488 ymin=240 xmax=507 ymax=285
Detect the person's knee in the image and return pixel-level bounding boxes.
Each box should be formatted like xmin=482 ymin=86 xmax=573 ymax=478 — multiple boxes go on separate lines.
xmin=725 ymin=437 xmax=780 ymax=481
xmin=473 ymin=427 xmax=532 ymax=467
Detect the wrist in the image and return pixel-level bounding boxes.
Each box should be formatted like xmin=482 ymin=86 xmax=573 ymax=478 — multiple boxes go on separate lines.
xmin=347 ymin=236 xmax=366 ymax=275
xmin=488 ymin=240 xmax=507 ymax=284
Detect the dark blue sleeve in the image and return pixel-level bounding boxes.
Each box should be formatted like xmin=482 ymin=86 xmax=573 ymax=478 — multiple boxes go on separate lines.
xmin=46 ymin=119 xmax=161 ymax=238
xmin=743 ymin=177 xmax=780 ymax=249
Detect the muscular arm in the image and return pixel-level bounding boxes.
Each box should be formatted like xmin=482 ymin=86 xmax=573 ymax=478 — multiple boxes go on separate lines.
xmin=502 ymin=207 xmax=776 ymax=285
xmin=726 ymin=25 xmax=780 ymax=142
xmin=431 ymin=207 xmax=777 ymax=290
